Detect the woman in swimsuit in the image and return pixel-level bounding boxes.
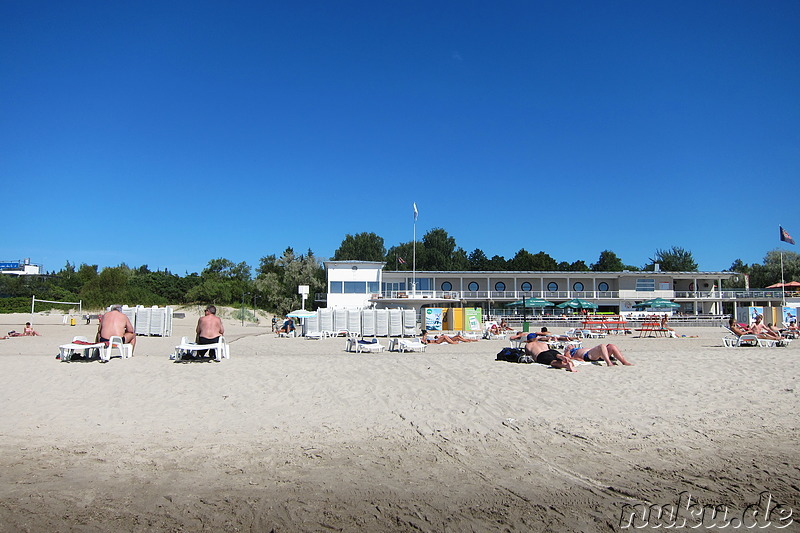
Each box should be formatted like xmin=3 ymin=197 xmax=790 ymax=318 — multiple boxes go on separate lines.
xmin=564 ymin=343 xmax=633 ymax=366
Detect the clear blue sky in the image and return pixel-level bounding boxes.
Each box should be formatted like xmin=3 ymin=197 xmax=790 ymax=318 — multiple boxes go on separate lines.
xmin=2 ymin=1 xmax=798 ymax=275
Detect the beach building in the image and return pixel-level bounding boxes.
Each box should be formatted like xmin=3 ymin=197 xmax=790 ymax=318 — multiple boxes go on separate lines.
xmin=321 ymin=261 xmax=795 ymax=320
xmin=0 ymin=259 xmax=41 ymax=276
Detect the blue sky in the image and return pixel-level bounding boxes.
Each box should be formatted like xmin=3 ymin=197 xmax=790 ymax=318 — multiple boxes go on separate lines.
xmin=2 ymin=1 xmax=798 ymax=275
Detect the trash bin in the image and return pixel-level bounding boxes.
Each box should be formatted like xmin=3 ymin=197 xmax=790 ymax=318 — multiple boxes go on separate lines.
xmin=70 ymin=317 xmax=76 ymax=326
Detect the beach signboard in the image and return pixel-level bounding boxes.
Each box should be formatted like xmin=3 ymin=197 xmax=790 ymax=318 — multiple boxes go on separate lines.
xmin=783 ymin=307 xmax=797 ymax=327
xmin=425 ymin=308 xmax=444 ymax=331
xmin=464 ymin=308 xmax=482 ymax=331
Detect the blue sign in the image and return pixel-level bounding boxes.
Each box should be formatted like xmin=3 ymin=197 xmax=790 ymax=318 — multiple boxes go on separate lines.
xmin=0 ymin=262 xmax=20 ymax=269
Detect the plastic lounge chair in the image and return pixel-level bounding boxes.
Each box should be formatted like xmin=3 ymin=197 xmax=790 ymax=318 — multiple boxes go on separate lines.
xmin=102 ymin=335 xmax=133 ymax=362
xmin=722 ymin=328 xmax=770 ymax=348
xmin=392 ymin=338 xmax=426 ymax=353
xmin=58 ymin=336 xmax=106 ymax=362
xmin=173 ymin=336 xmax=230 ymax=361
xmin=346 ymin=336 xmax=385 ymax=353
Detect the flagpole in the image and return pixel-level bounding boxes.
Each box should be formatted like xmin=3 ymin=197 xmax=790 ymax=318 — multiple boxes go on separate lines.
xmin=781 ymin=250 xmax=786 ymax=307
xmin=412 ymin=203 xmax=417 ymax=296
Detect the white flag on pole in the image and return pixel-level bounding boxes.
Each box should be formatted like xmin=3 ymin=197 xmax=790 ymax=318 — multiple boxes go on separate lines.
xmin=413 ymin=202 xmax=418 ymax=221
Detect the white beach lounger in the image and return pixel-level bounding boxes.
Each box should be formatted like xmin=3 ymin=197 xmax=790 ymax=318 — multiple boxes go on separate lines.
xmin=391 ymin=338 xmax=426 ymax=353
xmin=172 ymin=336 xmax=230 ymax=361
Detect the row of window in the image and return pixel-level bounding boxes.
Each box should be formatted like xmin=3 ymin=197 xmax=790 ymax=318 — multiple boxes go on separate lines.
xmin=333 ymin=280 xmax=614 ymax=294
xmin=441 ymin=281 xmax=610 ymax=292
xmin=329 ymin=281 xmax=380 ymax=294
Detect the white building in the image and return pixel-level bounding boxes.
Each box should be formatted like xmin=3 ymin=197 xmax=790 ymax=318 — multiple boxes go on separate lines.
xmin=0 ymin=259 xmax=42 ymax=276
xmin=321 ymin=261 xmax=788 ymax=317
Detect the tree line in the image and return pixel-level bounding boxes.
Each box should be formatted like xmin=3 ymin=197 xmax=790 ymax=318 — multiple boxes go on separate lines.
xmin=1 ymin=228 xmax=796 ymax=314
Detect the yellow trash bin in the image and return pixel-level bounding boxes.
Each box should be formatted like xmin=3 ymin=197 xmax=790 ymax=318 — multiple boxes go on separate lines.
xmin=70 ymin=317 xmax=76 ymax=326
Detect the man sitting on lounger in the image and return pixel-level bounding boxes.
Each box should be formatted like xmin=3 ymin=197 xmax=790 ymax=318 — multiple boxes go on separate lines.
xmin=195 ymin=305 xmax=225 ymax=358
xmin=96 ymin=304 xmax=136 ymax=354
xmin=524 ymin=335 xmax=576 ymax=372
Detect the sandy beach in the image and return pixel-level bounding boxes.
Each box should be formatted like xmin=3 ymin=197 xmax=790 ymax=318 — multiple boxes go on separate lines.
xmin=0 ymin=311 xmax=797 ymax=532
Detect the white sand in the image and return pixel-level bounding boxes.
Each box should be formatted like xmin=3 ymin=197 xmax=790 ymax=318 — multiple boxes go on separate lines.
xmin=0 ymin=312 xmax=797 ymax=532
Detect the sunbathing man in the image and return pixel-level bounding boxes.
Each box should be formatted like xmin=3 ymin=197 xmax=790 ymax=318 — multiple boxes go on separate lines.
xmin=564 ymin=343 xmax=633 ymax=366
xmin=195 ymin=305 xmax=225 ymax=359
xmin=277 ymin=317 xmax=295 ymax=335
xmin=749 ymin=315 xmax=781 ymax=341
xmin=96 ymin=304 xmax=136 ymax=354
xmin=524 ymin=336 xmax=576 ymax=372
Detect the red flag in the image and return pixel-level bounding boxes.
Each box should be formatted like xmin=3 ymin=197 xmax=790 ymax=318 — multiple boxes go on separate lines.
xmin=398 ymin=256 xmax=406 ymax=264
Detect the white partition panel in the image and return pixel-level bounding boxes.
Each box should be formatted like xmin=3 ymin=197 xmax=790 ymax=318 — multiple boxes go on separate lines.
xmin=149 ymin=307 xmax=167 ymax=336
xmin=361 ymin=309 xmax=376 ymax=336
xmin=375 ymin=309 xmax=389 ymax=337
xmin=347 ymin=309 xmax=361 ymax=335
xmin=333 ymin=308 xmax=348 ymax=333
xmin=402 ymin=309 xmax=417 ymax=337
xmin=389 ymin=309 xmax=402 ymax=337
xmin=135 ymin=306 xmax=151 ymax=336
xmin=304 ymin=314 xmax=320 ymax=335
xmin=319 ymin=309 xmax=334 ymax=333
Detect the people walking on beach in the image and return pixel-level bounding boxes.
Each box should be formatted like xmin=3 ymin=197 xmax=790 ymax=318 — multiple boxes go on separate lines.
xmin=194 ymin=305 xmax=225 ymax=359
xmin=523 ymin=336 xmax=576 ymax=372
xmin=564 ymin=343 xmax=633 ymax=366
xmin=96 ymin=304 xmax=136 ymax=353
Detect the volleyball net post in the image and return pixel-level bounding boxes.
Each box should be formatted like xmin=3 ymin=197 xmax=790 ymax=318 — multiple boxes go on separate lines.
xmin=31 ymin=295 xmax=83 ymax=323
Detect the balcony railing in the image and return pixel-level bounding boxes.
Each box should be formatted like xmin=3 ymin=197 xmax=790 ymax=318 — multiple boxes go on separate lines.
xmin=316 ymin=289 xmax=791 ymax=303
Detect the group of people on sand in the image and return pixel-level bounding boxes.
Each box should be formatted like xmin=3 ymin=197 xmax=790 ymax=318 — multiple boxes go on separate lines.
xmin=728 ymin=315 xmax=794 ymax=342
xmin=520 ymin=332 xmax=633 ymax=372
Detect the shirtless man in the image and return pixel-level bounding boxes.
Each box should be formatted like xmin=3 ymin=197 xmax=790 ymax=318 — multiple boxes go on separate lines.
xmin=96 ymin=304 xmax=136 ymax=353
xmin=195 ymin=305 xmax=225 ymax=358
xmin=750 ymin=315 xmax=781 ymax=341
xmin=524 ymin=335 xmax=576 ymax=372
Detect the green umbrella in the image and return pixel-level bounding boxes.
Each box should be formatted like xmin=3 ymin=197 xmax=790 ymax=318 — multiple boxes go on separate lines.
xmin=633 ymin=298 xmax=680 ymax=309
xmin=505 ymin=297 xmax=554 ymax=308
xmin=556 ymin=298 xmax=599 ymax=310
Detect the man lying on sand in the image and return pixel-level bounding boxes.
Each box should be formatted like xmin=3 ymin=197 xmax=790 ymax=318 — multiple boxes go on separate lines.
xmin=524 ymin=335 xmax=576 ymax=372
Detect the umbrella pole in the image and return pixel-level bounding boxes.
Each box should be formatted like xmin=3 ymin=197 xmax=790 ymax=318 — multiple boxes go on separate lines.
xmin=781 ymin=251 xmax=786 ymax=307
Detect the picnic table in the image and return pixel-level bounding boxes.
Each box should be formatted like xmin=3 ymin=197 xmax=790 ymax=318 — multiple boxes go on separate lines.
xmin=581 ymin=320 xmax=629 ymax=335
xmin=635 ymin=322 xmax=670 ymax=338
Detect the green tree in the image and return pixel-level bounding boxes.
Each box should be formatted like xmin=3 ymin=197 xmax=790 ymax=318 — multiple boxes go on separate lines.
xmin=488 ymin=255 xmax=508 ymax=271
xmin=645 ymin=247 xmax=698 ymax=271
xmin=591 ymin=250 xmax=625 ymax=272
xmin=748 ymin=250 xmax=800 ymax=288
xmin=255 ymin=248 xmax=324 ymax=315
xmin=419 ymin=228 xmax=457 ymax=271
xmin=508 ymin=249 xmax=537 ymax=271
xmin=385 ymin=242 xmax=417 ymax=270
xmin=187 ymin=258 xmax=252 ymax=305
xmin=333 ymin=232 xmax=386 ymax=261
xmin=568 ymin=260 xmax=590 ymax=272
xmin=468 ymin=249 xmax=490 ymax=271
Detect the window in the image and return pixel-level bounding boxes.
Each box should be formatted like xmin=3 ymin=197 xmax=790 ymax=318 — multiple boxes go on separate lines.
xmin=441 ymin=281 xmax=452 ymax=291
xmin=330 ymin=281 xmax=343 ymax=293
xmin=573 ymin=282 xmax=584 ymax=292
xmin=382 ymin=282 xmax=406 ymax=292
xmin=636 ymin=279 xmax=656 ymax=292
xmin=521 ymin=282 xmax=532 ymax=291
xmin=547 ymin=282 xmax=559 ymax=292
xmin=344 ymin=281 xmax=367 ymax=293
xmin=408 ymin=277 xmax=432 ymax=291
xmin=367 ymin=281 xmax=379 ymax=293
xmin=468 ymin=282 xmax=479 ymax=291
xmin=598 ymin=282 xmax=609 ymax=291
xmin=495 ymin=282 xmax=506 ymax=292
